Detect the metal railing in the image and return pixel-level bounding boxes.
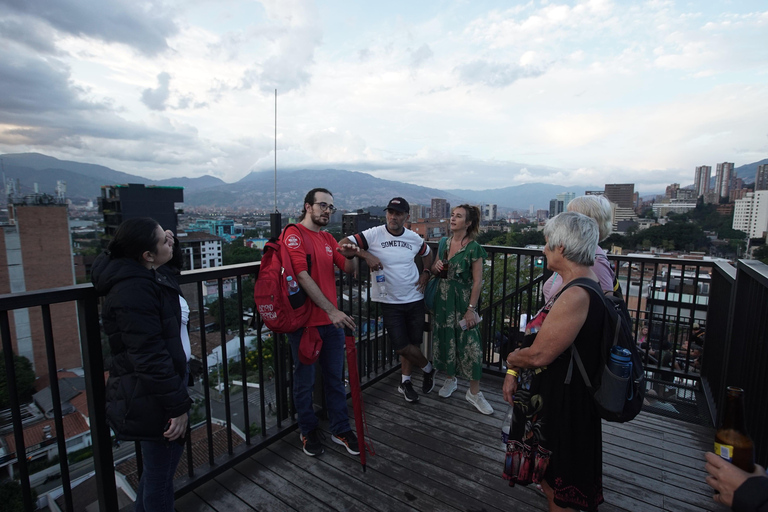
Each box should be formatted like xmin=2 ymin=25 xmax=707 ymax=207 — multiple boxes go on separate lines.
xmin=3 ymin=247 xmax=767 ymax=511
xmin=709 ymin=260 xmax=768 ymax=466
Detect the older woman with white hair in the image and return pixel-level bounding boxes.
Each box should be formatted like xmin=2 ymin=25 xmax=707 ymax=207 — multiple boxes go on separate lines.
xmin=503 ymin=212 xmax=606 ymax=512
xmin=543 ymin=195 xmax=616 ymax=302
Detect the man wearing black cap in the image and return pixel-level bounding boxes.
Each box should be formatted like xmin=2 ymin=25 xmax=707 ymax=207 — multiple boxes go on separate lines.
xmin=341 ymin=197 xmax=437 ymax=403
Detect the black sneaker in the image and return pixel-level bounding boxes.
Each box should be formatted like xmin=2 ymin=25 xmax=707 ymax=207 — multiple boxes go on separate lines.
xmin=398 ymin=380 xmax=419 ymax=402
xmin=422 ymin=367 xmax=437 ymax=394
xmin=300 ymin=429 xmax=324 ymax=457
xmin=332 ymin=430 xmax=360 ymax=455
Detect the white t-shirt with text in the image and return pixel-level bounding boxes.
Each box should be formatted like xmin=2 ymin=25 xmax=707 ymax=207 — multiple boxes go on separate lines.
xmin=350 ymin=225 xmax=430 ymax=304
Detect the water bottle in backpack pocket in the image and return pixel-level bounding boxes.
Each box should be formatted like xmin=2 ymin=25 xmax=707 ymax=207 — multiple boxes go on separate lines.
xmin=595 ymin=347 xmax=633 ymax=414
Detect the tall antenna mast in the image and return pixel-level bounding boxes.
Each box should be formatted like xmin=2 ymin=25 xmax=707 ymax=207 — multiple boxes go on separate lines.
xmin=274 ymin=89 xmax=277 ymax=213
xmin=269 ymin=89 xmax=282 ymax=238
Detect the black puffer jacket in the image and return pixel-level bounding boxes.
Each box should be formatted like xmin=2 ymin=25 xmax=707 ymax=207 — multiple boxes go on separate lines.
xmin=92 ymin=251 xmax=191 ymax=441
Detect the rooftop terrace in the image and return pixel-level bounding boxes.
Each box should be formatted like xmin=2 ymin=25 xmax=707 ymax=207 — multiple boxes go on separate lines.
xmin=1 ymin=246 xmax=765 ymax=512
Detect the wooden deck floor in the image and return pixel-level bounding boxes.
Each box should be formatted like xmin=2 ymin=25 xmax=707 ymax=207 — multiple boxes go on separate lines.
xmin=176 ymin=371 xmax=726 ymax=512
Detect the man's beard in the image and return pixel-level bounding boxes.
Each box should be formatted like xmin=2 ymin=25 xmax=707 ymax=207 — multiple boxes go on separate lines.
xmin=311 ymin=211 xmax=329 ymax=226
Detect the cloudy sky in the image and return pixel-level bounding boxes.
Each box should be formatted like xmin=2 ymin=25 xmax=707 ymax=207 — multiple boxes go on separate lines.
xmin=1 ymin=0 xmax=766 ymax=192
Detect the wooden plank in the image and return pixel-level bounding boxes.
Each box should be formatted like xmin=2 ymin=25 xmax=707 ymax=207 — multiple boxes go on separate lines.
xmin=186 ymin=368 xmax=721 ymax=512
xmin=191 ymin=478 xmax=259 ymax=512
xmin=601 ymin=439 xmax=708 ymax=481
xmin=248 ymin=446 xmax=377 ymax=512
xmin=174 ymin=490 xmax=218 ymax=512
xmin=357 ymin=416 xmax=546 ymax=512
xmin=273 ymin=436 xmax=459 ymax=512
xmin=224 ymin=457 xmax=337 ymax=512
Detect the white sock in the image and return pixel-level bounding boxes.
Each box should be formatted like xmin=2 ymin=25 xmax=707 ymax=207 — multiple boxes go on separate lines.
xmin=402 ymin=375 xmax=411 ymax=383
xmin=422 ymin=362 xmax=433 ymax=373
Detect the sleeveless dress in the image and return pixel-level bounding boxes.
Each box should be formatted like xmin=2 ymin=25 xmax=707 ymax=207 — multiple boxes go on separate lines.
xmin=503 ymin=285 xmax=605 ymax=511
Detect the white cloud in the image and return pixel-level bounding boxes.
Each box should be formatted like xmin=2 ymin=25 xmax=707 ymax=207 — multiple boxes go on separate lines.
xmin=0 ymin=0 xmax=766 ymax=195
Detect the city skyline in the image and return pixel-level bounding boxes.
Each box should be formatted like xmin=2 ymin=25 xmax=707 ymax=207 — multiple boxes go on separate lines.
xmin=0 ymin=0 xmax=766 ymax=191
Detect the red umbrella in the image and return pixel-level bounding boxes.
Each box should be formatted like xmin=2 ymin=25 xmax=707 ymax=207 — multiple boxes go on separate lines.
xmin=345 ymin=326 xmax=375 ymax=471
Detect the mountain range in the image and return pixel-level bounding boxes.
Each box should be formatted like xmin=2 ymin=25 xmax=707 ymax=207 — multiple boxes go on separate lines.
xmin=1 ymin=152 xmax=765 ymax=212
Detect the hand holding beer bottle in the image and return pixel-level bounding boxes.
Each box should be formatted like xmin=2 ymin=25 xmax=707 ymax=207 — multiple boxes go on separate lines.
xmin=714 ymin=387 xmax=755 ymax=472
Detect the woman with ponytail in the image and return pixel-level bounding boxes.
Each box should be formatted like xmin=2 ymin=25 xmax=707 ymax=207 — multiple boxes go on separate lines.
xmin=430 ymin=204 xmax=492 ymax=414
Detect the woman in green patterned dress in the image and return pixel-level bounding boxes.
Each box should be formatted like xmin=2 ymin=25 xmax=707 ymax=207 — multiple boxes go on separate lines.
xmin=430 ymin=204 xmax=492 ymax=414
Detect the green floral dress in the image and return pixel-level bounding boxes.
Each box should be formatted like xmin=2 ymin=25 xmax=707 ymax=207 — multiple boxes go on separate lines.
xmin=432 ymin=237 xmax=487 ymax=380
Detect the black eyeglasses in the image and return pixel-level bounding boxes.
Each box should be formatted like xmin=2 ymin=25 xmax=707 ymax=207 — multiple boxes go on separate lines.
xmin=313 ymin=202 xmax=337 ymax=213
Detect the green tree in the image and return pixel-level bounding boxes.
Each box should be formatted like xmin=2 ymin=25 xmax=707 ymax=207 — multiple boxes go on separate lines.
xmin=207 ymin=277 xmax=256 ymax=330
xmin=0 ymin=480 xmax=33 ymax=512
xmin=222 ymin=243 xmax=261 ymax=265
xmin=602 ymin=233 xmax=627 ymax=251
xmin=207 ymin=296 xmax=242 ymax=331
xmin=476 ymin=230 xmax=505 ymax=245
xmin=754 ymin=245 xmax=768 ymax=264
xmin=0 ymin=353 xmax=36 ymax=408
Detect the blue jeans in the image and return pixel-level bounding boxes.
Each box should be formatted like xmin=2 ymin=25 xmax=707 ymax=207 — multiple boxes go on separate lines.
xmin=288 ymin=324 xmax=351 ymax=436
xmin=135 ymin=439 xmax=184 ymax=512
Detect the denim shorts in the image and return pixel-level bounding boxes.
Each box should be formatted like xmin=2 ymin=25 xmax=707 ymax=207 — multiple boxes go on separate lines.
xmin=381 ymin=300 xmax=426 ymax=352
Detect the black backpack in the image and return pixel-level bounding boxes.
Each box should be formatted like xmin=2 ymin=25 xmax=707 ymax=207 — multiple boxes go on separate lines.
xmin=563 ymin=277 xmax=645 ymax=423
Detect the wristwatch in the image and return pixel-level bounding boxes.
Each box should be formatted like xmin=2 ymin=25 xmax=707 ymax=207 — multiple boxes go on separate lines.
xmin=422 ymin=269 xmax=431 ymax=275
xmin=468 ymin=304 xmax=476 ymax=310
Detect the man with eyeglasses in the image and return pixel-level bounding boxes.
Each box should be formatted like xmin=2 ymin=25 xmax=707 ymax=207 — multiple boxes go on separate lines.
xmin=341 ymin=197 xmax=437 ymax=403
xmin=283 ymin=188 xmax=360 ymax=457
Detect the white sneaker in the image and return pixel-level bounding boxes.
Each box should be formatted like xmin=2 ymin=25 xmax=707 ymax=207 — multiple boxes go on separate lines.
xmin=438 ymin=377 xmax=458 ymax=398
xmin=466 ymin=389 xmax=494 ymax=415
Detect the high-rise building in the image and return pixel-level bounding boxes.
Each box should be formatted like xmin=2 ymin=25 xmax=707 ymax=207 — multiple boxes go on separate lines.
xmin=756 ymin=164 xmax=768 ymax=191
xmin=483 ymin=204 xmax=497 ymax=221
xmin=410 ymin=204 xmax=429 ymax=220
xmin=715 ymin=162 xmax=734 ymax=201
xmin=549 ymin=199 xmax=564 ymax=218
xmin=694 ymin=166 xmax=711 ymax=198
xmin=665 ymin=184 xmax=680 ymax=199
xmin=99 ymin=184 xmax=184 ymax=240
xmin=556 ymin=192 xmax=575 ymax=211
xmin=733 ymin=191 xmax=768 ymax=238
xmin=0 ymin=197 xmax=80 ymax=378
xmin=603 ymin=184 xmax=635 ymax=208
xmin=430 ymin=198 xmax=450 ymax=220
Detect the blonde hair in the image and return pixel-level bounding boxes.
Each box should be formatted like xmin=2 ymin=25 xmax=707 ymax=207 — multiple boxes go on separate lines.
xmin=567 ymin=195 xmax=613 ymax=242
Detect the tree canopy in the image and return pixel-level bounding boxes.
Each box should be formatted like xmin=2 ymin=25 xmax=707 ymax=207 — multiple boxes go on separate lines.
xmin=0 ymin=353 xmax=36 ymax=408
xmin=222 ymin=243 xmax=261 ymax=266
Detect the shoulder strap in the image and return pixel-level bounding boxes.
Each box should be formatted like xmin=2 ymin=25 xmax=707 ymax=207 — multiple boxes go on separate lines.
xmin=281 ymin=224 xmax=313 ymax=276
xmin=562 ymin=278 xmax=621 ymax=389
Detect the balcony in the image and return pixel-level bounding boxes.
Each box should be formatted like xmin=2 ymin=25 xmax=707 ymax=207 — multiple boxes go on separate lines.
xmin=1 ymin=247 xmax=766 ymax=511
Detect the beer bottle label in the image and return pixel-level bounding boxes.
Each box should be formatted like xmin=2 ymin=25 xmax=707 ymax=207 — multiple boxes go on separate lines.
xmin=714 ymin=442 xmax=734 ymax=462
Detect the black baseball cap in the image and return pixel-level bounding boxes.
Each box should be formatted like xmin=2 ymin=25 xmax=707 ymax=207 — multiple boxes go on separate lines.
xmin=385 ymin=197 xmax=410 ymax=213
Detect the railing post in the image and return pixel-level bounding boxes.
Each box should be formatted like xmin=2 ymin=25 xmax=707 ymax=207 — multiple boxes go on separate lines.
xmin=78 ymin=294 xmax=119 ymax=512
xmin=0 ymin=311 xmax=34 ymax=512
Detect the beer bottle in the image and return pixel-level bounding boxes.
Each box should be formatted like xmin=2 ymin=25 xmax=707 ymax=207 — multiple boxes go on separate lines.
xmin=714 ymin=386 xmax=755 ymax=472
